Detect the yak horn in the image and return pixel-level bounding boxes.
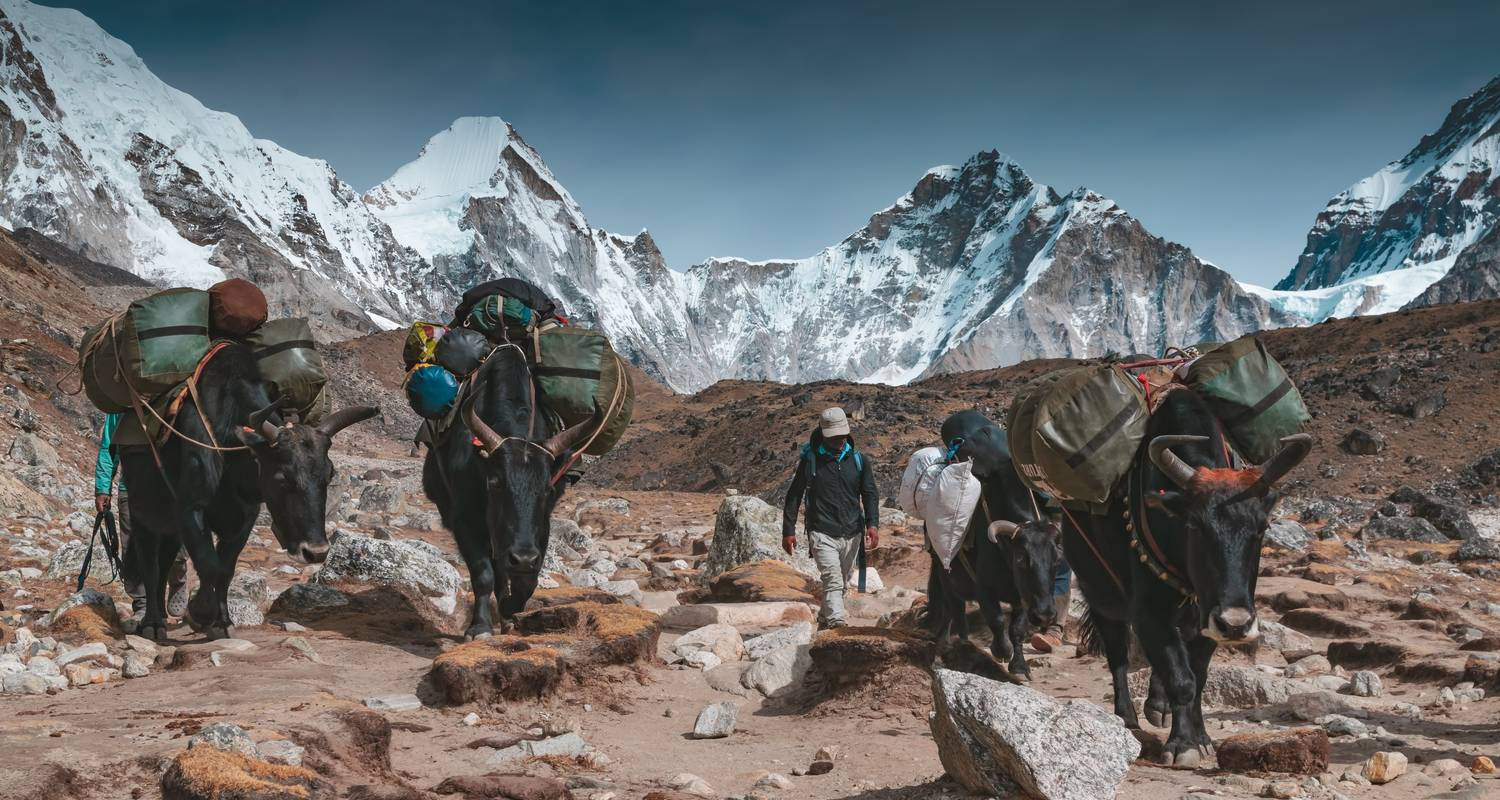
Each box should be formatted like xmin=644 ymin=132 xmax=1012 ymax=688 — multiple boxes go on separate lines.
xmin=462 ymin=399 xmax=504 ymax=457
xmin=316 ymin=405 xmax=379 ymax=438
xmin=987 ymin=520 xmax=1020 ymax=543
xmin=248 ymin=397 xmax=284 ymax=444
xmin=1148 ymin=435 xmax=1209 ymax=490
xmin=542 ymin=403 xmax=607 ymax=460
xmin=1256 ymin=433 xmax=1313 ymax=488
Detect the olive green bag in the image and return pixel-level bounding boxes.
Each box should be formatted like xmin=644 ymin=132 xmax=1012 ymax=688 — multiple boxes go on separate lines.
xmin=79 ymin=288 xmax=211 ymax=413
xmin=1008 ymin=365 xmax=1149 ymax=508
xmin=534 ymin=326 xmax=634 ymax=456
xmin=1183 ymin=335 xmax=1309 ymax=463
xmin=248 ymin=318 xmax=330 ymax=424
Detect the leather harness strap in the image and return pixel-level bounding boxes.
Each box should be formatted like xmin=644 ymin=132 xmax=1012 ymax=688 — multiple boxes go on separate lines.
xmin=1058 ymin=503 xmax=1128 ymax=598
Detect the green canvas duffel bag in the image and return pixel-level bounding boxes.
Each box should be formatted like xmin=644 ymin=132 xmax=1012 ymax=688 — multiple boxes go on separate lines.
xmin=248 ymin=318 xmax=329 ymax=424
xmin=1008 ymin=364 xmax=1149 ymax=507
xmin=534 ymin=326 xmax=634 ymax=456
xmin=1183 ymin=335 xmax=1310 ymax=463
xmin=79 ymin=288 xmax=212 ymax=413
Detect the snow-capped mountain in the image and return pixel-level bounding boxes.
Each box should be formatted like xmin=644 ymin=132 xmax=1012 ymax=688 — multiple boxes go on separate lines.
xmin=678 ymin=152 xmax=1286 ymax=385
xmin=1266 ymin=76 xmax=1500 ymax=316
xmin=0 ymin=0 xmax=426 ymax=337
xmin=363 ymin=117 xmax=710 ymax=389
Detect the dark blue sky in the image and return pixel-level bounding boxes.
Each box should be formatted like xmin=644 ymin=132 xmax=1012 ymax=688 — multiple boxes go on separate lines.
xmin=54 ymin=1 xmax=1499 ymax=285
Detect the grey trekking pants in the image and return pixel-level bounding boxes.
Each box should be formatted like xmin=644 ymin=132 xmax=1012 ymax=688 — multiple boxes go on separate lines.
xmin=809 ymin=530 xmax=861 ymax=624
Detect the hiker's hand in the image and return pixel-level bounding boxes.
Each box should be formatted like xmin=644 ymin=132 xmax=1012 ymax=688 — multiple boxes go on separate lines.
xmin=865 ymin=527 xmax=879 ymax=550
xmin=782 ymin=535 xmax=797 ymax=555
xmin=94 ymin=494 xmax=110 ymax=514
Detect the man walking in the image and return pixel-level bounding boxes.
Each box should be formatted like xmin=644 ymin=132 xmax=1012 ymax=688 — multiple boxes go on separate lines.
xmin=782 ymin=407 xmax=879 ymax=629
xmin=96 ymin=413 xmax=187 ymax=622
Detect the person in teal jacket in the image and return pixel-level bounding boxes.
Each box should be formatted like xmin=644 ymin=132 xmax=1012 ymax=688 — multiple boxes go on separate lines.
xmin=96 ymin=413 xmax=187 ymax=620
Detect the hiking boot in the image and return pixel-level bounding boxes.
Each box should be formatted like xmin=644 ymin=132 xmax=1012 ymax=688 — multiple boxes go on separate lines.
xmin=820 ymin=618 xmax=848 ymax=631
xmin=1031 ymin=626 xmax=1064 ymax=653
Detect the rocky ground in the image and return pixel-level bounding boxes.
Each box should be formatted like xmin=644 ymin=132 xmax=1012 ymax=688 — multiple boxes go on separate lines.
xmin=1 ymin=230 xmax=1499 ymax=798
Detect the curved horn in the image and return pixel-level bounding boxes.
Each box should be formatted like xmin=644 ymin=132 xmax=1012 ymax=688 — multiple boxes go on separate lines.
xmin=1148 ymin=435 xmax=1209 ymax=490
xmin=248 ymin=397 xmax=283 ymax=443
xmin=987 ymin=520 xmax=1020 ymax=543
xmin=462 ymin=399 xmax=504 ymax=458
xmin=316 ymin=405 xmax=380 ymax=438
xmin=542 ymin=404 xmax=607 ymax=460
xmin=1256 ymin=433 xmax=1313 ymax=488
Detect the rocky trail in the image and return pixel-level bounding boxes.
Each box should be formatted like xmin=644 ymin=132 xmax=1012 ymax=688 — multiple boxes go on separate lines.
xmin=2 ymin=229 xmax=1500 ymax=798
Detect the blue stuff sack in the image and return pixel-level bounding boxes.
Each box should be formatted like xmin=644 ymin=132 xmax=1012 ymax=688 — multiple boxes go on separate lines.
xmin=405 ymin=363 xmax=460 ymax=420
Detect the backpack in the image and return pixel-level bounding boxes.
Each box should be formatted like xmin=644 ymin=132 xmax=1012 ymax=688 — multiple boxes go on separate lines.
xmin=79 ymin=288 xmax=212 ymax=413
xmin=800 ymin=440 xmax=864 ymax=478
xmin=402 ymin=322 xmax=446 ymax=369
xmin=1008 ymin=364 xmax=1149 ymax=508
xmin=451 ymin=278 xmax=562 ymax=330
xmin=1182 ymin=335 xmax=1310 ymax=463
xmin=405 ymin=363 xmax=461 ymax=420
xmin=247 ymin=318 xmax=330 ymax=424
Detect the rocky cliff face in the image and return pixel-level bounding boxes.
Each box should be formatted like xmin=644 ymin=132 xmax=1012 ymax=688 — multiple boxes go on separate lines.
xmin=1274 ymin=76 xmax=1499 ymax=308
xmin=0 ymin=0 xmax=427 ymax=338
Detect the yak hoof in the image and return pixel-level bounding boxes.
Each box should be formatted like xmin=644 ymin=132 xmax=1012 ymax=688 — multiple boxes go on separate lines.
xmin=205 ymin=624 xmax=230 ymax=641
xmin=464 ymin=630 xmax=493 ymax=642
xmin=1163 ymin=746 xmax=1201 ymax=769
xmin=1145 ymin=705 xmax=1168 ymax=728
xmin=140 ymin=622 xmax=169 ymax=642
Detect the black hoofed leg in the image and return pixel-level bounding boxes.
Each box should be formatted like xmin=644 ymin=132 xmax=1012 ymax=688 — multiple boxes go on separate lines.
xmin=1187 ymin=635 xmax=1218 ymax=751
xmin=1146 ymin=672 xmax=1170 ymax=729
xmin=1005 ymin=603 xmax=1031 ymax=681
xmin=207 ymin=499 xmax=256 ymax=638
xmin=1093 ymin=614 xmax=1141 ymax=728
xmin=1135 ymin=610 xmax=1204 ymax=768
xmin=450 ymin=514 xmax=497 ymax=640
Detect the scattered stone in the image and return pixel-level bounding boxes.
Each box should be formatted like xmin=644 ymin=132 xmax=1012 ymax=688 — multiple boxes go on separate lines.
xmin=1340 ymin=428 xmax=1384 ymax=455
xmin=741 ymin=644 xmax=812 ymax=698
xmin=42 ymin=542 xmax=117 ymax=584
xmin=753 ymin=772 xmax=794 ymax=791
xmin=1319 ymin=714 xmax=1366 ymax=737
xmin=432 ymin=775 xmax=573 ymax=800
xmin=1361 ymin=751 xmax=1407 ymax=784
xmin=1265 ymin=519 xmax=1310 ymax=550
xmin=54 ymin=641 xmax=109 ymax=668
xmin=1288 ymin=691 xmax=1362 ymax=722
xmin=1262 ymin=779 xmax=1300 ymax=798
xmin=673 ymin=623 xmax=744 ymax=663
xmin=187 ymin=722 xmax=261 ymax=758
xmin=1361 ymin=515 xmax=1447 ymax=543
xmin=665 ymin=773 xmax=716 ymax=798
xmin=2 ymin=671 xmax=47 ymax=695
xmin=256 ymin=739 xmax=305 ymax=767
xmin=1426 ymin=758 xmax=1466 ymax=776
xmin=1456 ymin=537 xmax=1500 ymax=562
xmin=124 ymin=634 xmax=159 ymax=658
xmin=808 ymin=745 xmax=840 ymax=775
xmin=690 ymin=701 xmax=737 ymax=739
xmin=1348 ymin=670 xmax=1382 ymax=697
xmin=1472 ymin=756 xmax=1496 ymax=774
xmin=1410 ymin=493 xmax=1478 ymax=540
xmin=1216 ymin=727 xmax=1329 ymax=775
xmin=744 ymin=622 xmax=814 ymax=660
xmin=1285 ymin=654 xmax=1331 ymax=678
xmin=462 ymin=712 xmax=480 ymax=727
xmin=122 ymin=651 xmax=151 ymax=679
xmin=364 ymin=693 xmax=422 ymax=712
xmin=487 ymin=732 xmax=590 ymax=766
xmin=682 ymin=650 xmax=722 ymax=671
xmin=930 ymin=668 xmax=1138 ymax=798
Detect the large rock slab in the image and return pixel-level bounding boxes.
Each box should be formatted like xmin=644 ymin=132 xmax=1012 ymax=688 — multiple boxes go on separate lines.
xmin=741 ymin=643 xmax=812 ymax=698
xmin=313 ymin=532 xmax=461 ymax=606
xmin=672 ymin=623 xmax=744 ymax=663
xmin=930 ymin=668 xmax=1139 ymax=799
xmin=658 ymin=602 xmax=814 ymax=631
xmin=701 ymin=495 xmax=816 ymax=581
xmin=700 ymin=560 xmax=821 ymax=604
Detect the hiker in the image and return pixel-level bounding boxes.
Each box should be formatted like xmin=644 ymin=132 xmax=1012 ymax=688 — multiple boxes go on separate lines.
xmin=782 ymin=407 xmax=879 ymax=629
xmin=95 ymin=412 xmax=187 ymax=622
xmin=1031 ymin=559 xmax=1072 ymax=652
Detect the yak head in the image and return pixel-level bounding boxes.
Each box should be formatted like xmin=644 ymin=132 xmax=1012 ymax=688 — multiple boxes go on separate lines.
xmin=1144 ymin=433 xmax=1312 ymax=643
xmin=462 ymin=398 xmax=603 ymax=587
xmin=988 ymin=517 xmax=1062 ymax=630
xmin=238 ymin=400 xmax=379 ymax=563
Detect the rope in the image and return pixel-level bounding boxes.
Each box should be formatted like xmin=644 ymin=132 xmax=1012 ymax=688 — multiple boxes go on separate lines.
xmin=1058 ymin=504 xmax=1128 ymax=598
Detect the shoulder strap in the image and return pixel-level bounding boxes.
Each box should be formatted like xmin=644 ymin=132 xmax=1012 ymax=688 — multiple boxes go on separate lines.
xmin=802 ymin=443 xmax=815 ymax=478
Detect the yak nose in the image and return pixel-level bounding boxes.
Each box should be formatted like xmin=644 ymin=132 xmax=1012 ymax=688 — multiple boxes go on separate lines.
xmin=1208 ymin=606 xmax=1259 ymax=641
xmin=507 ymin=548 xmax=542 ymax=572
xmin=298 ymin=541 xmax=330 ymax=564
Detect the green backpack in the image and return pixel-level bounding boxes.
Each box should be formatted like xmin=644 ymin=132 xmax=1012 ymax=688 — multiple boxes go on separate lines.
xmin=79 ymin=288 xmax=211 ymax=413
xmin=1008 ymin=365 xmax=1149 ymax=508
xmin=534 ymin=326 xmax=634 ymax=456
xmin=248 ymin=318 xmax=330 ymax=424
xmin=1183 ymin=335 xmax=1310 ymax=463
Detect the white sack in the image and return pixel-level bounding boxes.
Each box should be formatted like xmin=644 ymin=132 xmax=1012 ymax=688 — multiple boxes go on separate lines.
xmin=899 ymin=447 xmax=947 ymax=518
xmin=925 ymin=460 xmax=982 ymax=570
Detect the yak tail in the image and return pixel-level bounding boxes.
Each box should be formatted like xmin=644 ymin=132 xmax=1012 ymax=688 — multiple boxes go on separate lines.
xmin=1076 ymin=602 xmax=1107 ymax=658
